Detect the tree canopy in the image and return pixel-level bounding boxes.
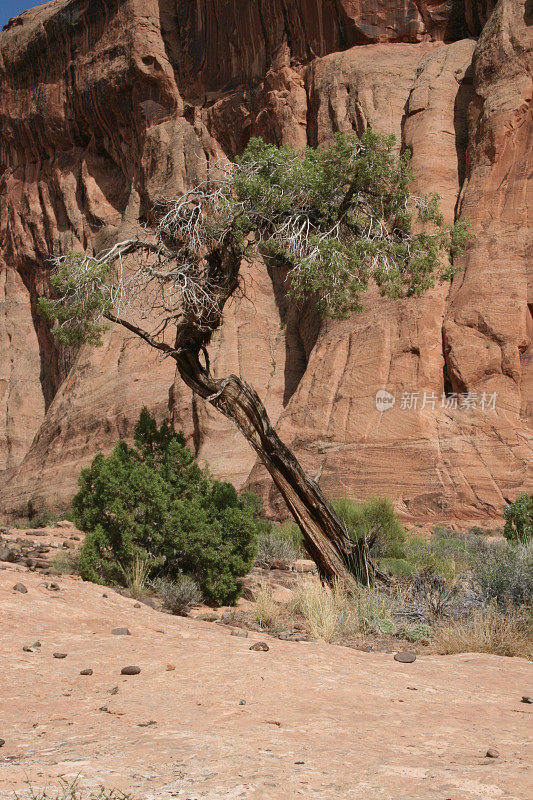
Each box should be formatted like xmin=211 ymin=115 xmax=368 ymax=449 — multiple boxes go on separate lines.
xmin=39 ymin=130 xmax=469 ymax=344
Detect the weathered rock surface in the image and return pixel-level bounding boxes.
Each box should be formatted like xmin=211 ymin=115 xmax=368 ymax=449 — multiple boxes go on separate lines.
xmin=0 ymin=0 xmax=531 ymax=518
xmin=1 ymin=565 xmax=531 ymax=798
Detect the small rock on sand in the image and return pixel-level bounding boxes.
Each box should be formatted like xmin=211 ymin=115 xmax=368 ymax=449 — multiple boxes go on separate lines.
xmin=53 ymin=652 xmax=67 ymax=659
xmin=80 ymin=668 xmax=93 ymax=675
xmin=13 ymin=583 xmax=28 ymax=594
xmin=112 ymin=627 xmax=131 ymax=636
xmin=249 ymin=641 xmax=269 ymax=651
xmin=394 ymin=651 xmax=416 ymax=663
xmin=121 ymin=665 xmax=141 ymax=675
xmin=486 ymin=748 xmax=499 ymax=758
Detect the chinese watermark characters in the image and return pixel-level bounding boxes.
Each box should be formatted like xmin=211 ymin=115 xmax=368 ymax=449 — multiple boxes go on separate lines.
xmin=376 ymin=390 xmax=497 ymax=412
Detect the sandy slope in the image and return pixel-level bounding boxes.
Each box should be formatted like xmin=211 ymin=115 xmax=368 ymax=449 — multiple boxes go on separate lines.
xmin=0 ymin=565 xmax=531 ymax=800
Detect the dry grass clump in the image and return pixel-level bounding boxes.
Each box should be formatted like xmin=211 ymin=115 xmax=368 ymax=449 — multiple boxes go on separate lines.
xmin=253 ymin=584 xmax=285 ymax=630
xmin=289 ymin=577 xmax=395 ymax=643
xmin=122 ymin=555 xmax=150 ymax=599
xmin=434 ymin=603 xmax=532 ymax=659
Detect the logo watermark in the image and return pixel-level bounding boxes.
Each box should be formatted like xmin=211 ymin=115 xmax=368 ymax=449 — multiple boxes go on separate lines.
xmin=375 ymin=390 xmax=396 ymax=412
xmin=375 ymin=390 xmax=498 ymax=412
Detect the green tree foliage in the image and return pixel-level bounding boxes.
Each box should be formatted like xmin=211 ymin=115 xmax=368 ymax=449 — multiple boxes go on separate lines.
xmin=230 ymin=130 xmax=469 ymax=317
xmin=38 ymin=130 xmax=469 ymax=343
xmin=75 ymin=409 xmax=259 ymax=605
xmin=503 ymin=493 xmax=533 ymax=544
xmin=38 ymin=252 xmax=112 ymax=346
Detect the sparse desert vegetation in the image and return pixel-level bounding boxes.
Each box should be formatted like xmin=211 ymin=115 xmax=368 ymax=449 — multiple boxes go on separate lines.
xmin=236 ymin=501 xmax=533 ymax=659
xmin=15 ymin=785 xmax=131 ymax=800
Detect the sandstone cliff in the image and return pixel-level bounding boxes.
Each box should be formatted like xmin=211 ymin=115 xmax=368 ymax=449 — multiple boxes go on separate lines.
xmin=0 ymin=0 xmax=531 ymax=518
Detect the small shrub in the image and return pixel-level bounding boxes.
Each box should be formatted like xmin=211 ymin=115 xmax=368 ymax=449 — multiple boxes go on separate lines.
xmin=434 ymin=603 xmax=532 ymax=659
xmin=473 ymin=541 xmax=533 ymax=607
xmin=467 ymin=525 xmax=491 ymax=537
xmin=378 ymin=618 xmax=396 ymax=635
xmin=407 ymin=623 xmax=434 ymax=642
xmin=151 ymin=576 xmax=201 ymax=615
xmin=412 ymin=569 xmax=460 ymax=617
xmin=256 ymin=526 xmax=300 ymax=567
xmin=403 ymin=532 xmax=473 ymax=582
xmin=51 ymin=551 xmax=80 ymax=575
xmin=279 ymin=520 xmax=307 ymax=556
xmin=75 ymin=409 xmax=260 ymax=605
xmin=433 ymin=524 xmax=454 ymax=538
xmin=503 ymin=493 xmax=533 ymax=543
xmin=379 ymin=557 xmax=416 ymax=578
xmin=331 ymin=495 xmax=405 ymax=558
xmin=30 ymin=510 xmax=59 ymax=529
xmin=396 ymin=622 xmax=434 ymax=642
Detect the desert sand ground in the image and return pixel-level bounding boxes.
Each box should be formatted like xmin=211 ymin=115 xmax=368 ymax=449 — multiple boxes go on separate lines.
xmin=0 ymin=564 xmax=531 ymax=800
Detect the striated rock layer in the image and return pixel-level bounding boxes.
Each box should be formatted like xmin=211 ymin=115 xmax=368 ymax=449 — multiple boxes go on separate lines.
xmin=0 ymin=0 xmax=531 ymax=518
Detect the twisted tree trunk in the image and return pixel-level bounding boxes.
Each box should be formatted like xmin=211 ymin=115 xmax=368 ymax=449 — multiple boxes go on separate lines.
xmin=107 ymin=241 xmax=381 ymax=587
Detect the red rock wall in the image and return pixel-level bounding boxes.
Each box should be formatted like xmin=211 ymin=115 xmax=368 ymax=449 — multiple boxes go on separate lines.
xmin=0 ymin=0 xmax=531 ymax=517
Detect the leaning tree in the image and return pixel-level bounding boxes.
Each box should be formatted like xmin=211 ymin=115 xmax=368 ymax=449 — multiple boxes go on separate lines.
xmin=39 ymin=130 xmax=468 ymax=587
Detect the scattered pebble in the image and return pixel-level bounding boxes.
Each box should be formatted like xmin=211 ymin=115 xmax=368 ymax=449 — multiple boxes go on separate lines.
xmin=32 ymin=641 xmax=41 ymax=648
xmin=22 ymin=646 xmax=33 ymax=652
xmin=521 ymin=696 xmax=533 ymax=704
xmin=109 ymin=686 xmax=119 ymax=695
xmin=0 ymin=739 xmax=4 ymax=747
xmin=486 ymin=748 xmax=499 ymax=758
xmin=102 ymin=593 xmax=108 ymax=598
xmin=239 ymin=699 xmax=246 ymax=706
xmin=138 ymin=720 xmax=157 ymax=727
xmin=53 ymin=652 xmax=67 ymax=659
xmin=166 ymin=664 xmax=176 ymax=671
xmin=80 ymin=668 xmax=93 ymax=676
xmin=230 ymin=628 xmax=248 ymax=638
xmin=49 ymin=582 xmax=60 ymax=591
xmin=394 ymin=651 xmax=416 ymax=663
xmin=134 ymin=602 xmax=141 ymax=608
xmin=112 ymin=627 xmax=131 ymax=636
xmin=249 ymin=641 xmax=269 ymax=651
xmin=13 ymin=583 xmax=28 ymax=594
xmin=121 ymin=665 xmax=141 ymax=675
